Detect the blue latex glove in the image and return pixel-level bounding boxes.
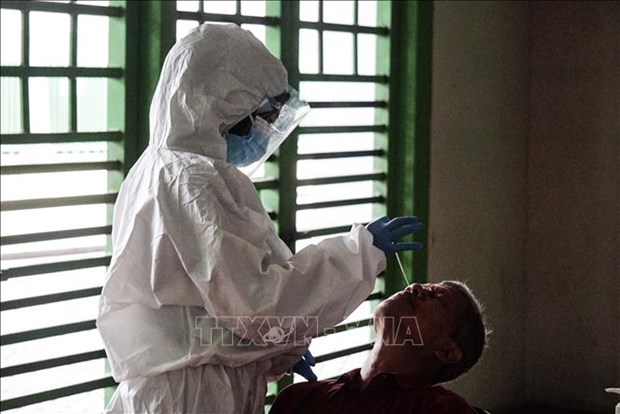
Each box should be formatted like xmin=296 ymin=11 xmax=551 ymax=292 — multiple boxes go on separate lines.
xmin=366 ymin=216 xmax=424 ymax=255
xmin=292 ymin=350 xmax=317 ymax=382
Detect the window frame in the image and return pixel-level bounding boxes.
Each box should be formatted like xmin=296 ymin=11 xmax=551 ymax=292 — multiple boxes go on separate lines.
xmin=1 ymin=0 xmax=128 ymax=411
xmin=0 ymin=0 xmax=432 ymax=410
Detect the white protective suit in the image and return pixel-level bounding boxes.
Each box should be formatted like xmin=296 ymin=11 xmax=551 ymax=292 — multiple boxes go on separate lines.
xmin=97 ymin=23 xmax=386 ymax=413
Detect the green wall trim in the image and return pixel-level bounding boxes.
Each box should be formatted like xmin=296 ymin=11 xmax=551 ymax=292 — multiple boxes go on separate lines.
xmin=271 ymin=1 xmax=299 ymax=395
xmin=276 ymin=1 xmax=300 ymax=251
xmin=121 ymin=0 xmax=176 ymax=172
xmin=385 ymin=1 xmax=433 ymax=295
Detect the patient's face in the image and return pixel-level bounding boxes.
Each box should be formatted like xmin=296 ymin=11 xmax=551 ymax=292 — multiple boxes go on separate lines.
xmin=374 ymin=282 xmax=468 ymax=348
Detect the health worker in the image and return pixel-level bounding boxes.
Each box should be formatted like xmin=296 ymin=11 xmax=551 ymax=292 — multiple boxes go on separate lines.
xmin=97 ymin=23 xmax=424 ymax=414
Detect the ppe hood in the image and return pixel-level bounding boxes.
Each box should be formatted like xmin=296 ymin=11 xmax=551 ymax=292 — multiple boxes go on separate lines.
xmin=148 ymin=24 xmax=288 ymax=161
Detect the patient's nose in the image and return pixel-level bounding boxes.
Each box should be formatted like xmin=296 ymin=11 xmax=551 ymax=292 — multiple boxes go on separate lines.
xmin=411 ymin=284 xmax=426 ymax=299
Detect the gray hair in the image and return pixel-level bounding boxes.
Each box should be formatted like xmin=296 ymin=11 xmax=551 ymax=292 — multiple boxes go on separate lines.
xmin=435 ymin=280 xmax=490 ymax=383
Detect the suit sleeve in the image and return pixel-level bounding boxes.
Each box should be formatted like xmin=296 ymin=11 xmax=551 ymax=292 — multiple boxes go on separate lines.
xmin=168 ymin=171 xmax=386 ymax=342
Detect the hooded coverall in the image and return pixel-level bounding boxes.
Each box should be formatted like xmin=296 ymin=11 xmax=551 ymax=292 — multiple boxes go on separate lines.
xmin=97 ymin=23 xmax=386 ymax=413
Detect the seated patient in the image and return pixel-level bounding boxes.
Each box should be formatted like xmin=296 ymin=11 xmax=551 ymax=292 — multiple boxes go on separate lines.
xmin=270 ymin=281 xmax=488 ymax=414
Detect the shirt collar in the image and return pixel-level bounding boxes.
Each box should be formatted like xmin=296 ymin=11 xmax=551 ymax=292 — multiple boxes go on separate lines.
xmin=337 ymin=369 xmax=435 ymax=392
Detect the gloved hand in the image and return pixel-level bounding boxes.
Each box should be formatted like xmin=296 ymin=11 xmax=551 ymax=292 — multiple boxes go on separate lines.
xmin=366 ymin=216 xmax=424 ymax=255
xmin=292 ymin=350 xmax=317 ymax=382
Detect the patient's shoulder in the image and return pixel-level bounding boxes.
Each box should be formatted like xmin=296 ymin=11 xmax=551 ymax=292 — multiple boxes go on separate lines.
xmin=269 ymin=381 xmax=322 ymax=413
xmin=425 ymin=385 xmax=477 ymax=413
xmin=269 ymin=373 xmax=350 ymax=414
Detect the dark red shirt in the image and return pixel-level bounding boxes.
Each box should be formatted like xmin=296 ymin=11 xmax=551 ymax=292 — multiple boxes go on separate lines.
xmin=269 ymin=369 xmax=476 ymax=414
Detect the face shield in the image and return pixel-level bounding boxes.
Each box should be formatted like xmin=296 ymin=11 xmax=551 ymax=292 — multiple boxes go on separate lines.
xmin=225 ymin=87 xmax=311 ymax=177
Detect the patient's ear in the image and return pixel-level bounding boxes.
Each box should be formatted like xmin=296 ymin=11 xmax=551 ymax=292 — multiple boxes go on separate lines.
xmin=434 ymin=341 xmax=463 ymax=365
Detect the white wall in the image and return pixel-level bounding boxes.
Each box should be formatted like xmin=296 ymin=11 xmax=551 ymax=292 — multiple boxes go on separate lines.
xmin=429 ymin=1 xmax=530 ymax=411
xmin=525 ymin=1 xmax=620 ymax=411
xmin=430 ymin=1 xmax=620 ymax=412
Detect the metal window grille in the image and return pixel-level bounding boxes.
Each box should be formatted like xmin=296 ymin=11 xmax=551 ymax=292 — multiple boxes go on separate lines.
xmin=0 ymin=1 xmax=431 ymax=412
xmin=1 ymin=0 xmax=126 ymax=412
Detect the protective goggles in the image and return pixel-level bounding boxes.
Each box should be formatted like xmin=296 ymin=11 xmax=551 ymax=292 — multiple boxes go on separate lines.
xmin=229 ymin=91 xmax=292 ymax=137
